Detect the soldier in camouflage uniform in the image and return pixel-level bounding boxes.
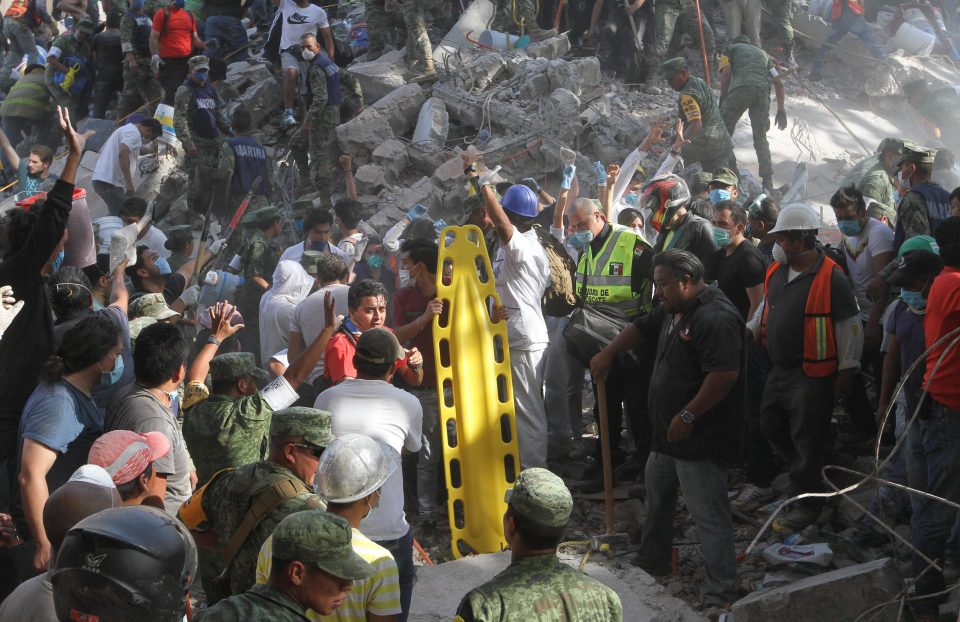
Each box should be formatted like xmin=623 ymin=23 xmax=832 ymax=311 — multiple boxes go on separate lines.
xmin=455 ymin=468 xmax=623 ymax=621
xmin=643 ymin=0 xmax=716 ymax=90
xmin=718 ymin=35 xmax=787 ymax=193
xmin=490 ymin=0 xmax=557 ymax=39
xmin=768 ymin=0 xmax=796 ymax=67
xmin=234 ymin=206 xmax=283 ymax=362
xmin=174 ymin=55 xmax=229 ymax=214
xmin=847 ymin=137 xmax=901 ymax=226
xmin=178 ymin=407 xmax=334 ymax=602
xmin=663 ymin=57 xmax=736 ymax=175
xmin=893 ymin=142 xmax=953 ymax=250
xmin=118 ymin=0 xmax=164 ymax=119
xmin=364 ymin=0 xmax=406 ymax=61
xmin=44 ymin=19 xmax=95 ymax=122
xmin=293 ymin=34 xmax=341 ymax=200
xmin=904 ymin=79 xmax=960 ymax=155
xmin=195 ymin=510 xmax=373 ymax=621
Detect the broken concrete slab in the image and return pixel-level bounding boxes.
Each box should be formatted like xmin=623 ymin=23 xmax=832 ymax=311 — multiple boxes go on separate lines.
xmin=223 ymin=60 xmax=273 ymax=93
xmin=525 ymin=33 xmax=571 ymax=61
xmin=354 ymin=163 xmax=388 ymax=194
xmin=346 ymin=50 xmax=409 ymax=105
xmin=372 ymin=138 xmax=410 ymax=179
xmin=571 ymin=57 xmax=602 ymax=90
xmin=370 ymin=82 xmax=425 ymax=136
xmin=731 ymin=557 xmax=901 ymax=622
xmin=465 ymin=53 xmax=508 ymax=92
xmin=521 ymin=71 xmax=550 ymax=98
xmin=335 ymin=109 xmax=395 ymax=159
xmin=412 ymin=97 xmax=450 ymax=148
xmin=232 ymin=75 xmax=283 ymax=129
xmin=432 ymin=0 xmax=495 ymax=67
xmin=792 ymin=10 xmax=874 ymax=71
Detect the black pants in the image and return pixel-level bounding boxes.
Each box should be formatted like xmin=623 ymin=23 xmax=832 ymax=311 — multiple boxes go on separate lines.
xmin=598 ymin=3 xmax=655 ymax=82
xmin=93 ymin=76 xmax=123 ymax=118
xmin=843 ymin=323 xmax=883 ymax=436
xmin=1 ymin=114 xmax=58 ymax=150
xmin=743 ymin=340 xmax=779 ymax=487
xmin=159 ymin=56 xmax=190 ymax=105
xmin=592 ymin=354 xmax=652 ymax=471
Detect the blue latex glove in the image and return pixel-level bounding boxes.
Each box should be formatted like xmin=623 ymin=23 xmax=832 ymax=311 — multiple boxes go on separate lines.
xmin=433 ymin=219 xmax=448 ymax=236
xmin=595 ymin=161 xmax=606 ymax=186
xmin=561 ymin=165 xmax=576 ymax=190
xmin=406 ymin=203 xmax=429 ymax=221
xmin=521 ymin=177 xmax=541 ymax=193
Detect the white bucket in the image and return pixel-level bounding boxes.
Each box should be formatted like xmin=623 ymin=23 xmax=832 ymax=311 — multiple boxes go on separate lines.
xmin=478 ymin=30 xmax=520 ymax=50
xmin=891 ymin=22 xmax=936 ymax=56
xmin=92 ymin=216 xmax=123 ymax=255
xmin=154 ymin=103 xmax=177 ymax=145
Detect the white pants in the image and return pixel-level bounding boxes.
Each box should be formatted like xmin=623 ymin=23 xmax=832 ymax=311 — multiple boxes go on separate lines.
xmin=511 ymin=347 xmax=548 ymax=470
xmin=720 ymin=0 xmax=761 ymax=44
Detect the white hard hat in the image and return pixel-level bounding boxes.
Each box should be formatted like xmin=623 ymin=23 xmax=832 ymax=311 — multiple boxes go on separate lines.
xmin=768 ymin=202 xmax=821 ymax=233
xmin=313 ymin=434 xmax=400 ymax=504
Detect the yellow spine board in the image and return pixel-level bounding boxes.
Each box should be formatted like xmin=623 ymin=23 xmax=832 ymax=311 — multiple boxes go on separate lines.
xmin=434 ymin=226 xmax=521 ymax=559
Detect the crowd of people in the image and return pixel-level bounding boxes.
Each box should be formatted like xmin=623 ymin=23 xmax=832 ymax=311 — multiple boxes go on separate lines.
xmin=0 ymin=0 xmax=958 ymax=620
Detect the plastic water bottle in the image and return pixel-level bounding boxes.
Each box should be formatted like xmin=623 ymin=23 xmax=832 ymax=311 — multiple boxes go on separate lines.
xmin=475 ymin=128 xmax=491 ymax=149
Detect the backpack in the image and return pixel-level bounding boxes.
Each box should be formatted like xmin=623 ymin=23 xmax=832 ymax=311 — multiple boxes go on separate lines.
xmin=531 ymin=225 xmax=578 ymax=317
xmin=159 ymin=5 xmax=196 ymax=40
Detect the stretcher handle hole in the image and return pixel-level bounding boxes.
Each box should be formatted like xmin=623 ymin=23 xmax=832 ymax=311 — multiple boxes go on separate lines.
xmin=499 ymin=413 xmax=512 ymax=444
xmin=493 ymin=335 xmax=504 ymax=364
xmin=442 ymin=378 xmax=454 ymax=408
xmin=455 ymin=537 xmax=475 ymax=557
xmin=449 ymin=457 xmax=462 ymax=488
xmin=504 ymin=454 xmax=516 ymax=483
xmin=496 ymin=374 xmax=508 ymax=404
xmin=438 ymin=338 xmax=451 ymax=368
xmin=437 ymin=300 xmax=450 ymax=328
xmin=446 ymin=418 xmax=459 ymax=449
xmin=475 ymin=256 xmax=489 ymax=283
xmin=453 ymin=500 xmax=466 ymax=530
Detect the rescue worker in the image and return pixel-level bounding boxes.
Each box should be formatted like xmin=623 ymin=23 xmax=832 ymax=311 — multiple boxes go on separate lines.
xmin=662 ymin=57 xmax=737 ymax=175
xmin=847 ymin=137 xmax=901 ymax=226
xmin=364 ymin=0 xmax=406 ymax=61
xmin=644 ymin=174 xmax=720 ymax=276
xmin=173 ymin=55 xmax=228 ymax=215
xmin=118 ymin=0 xmax=163 ymax=119
xmin=643 ymin=0 xmax=716 ymax=91
xmin=0 ymin=64 xmax=55 ymax=149
xmin=895 ymin=142 xmax=953 ymax=249
xmin=177 ymin=407 xmax=333 ymax=601
xmin=754 ymin=202 xmax=863 ymax=534
xmin=164 ymin=225 xmax=194 ymax=271
xmin=903 ymin=79 xmax=960 ymax=153
xmin=221 ymin=107 xmax=273 ymax=214
xmin=293 ymin=33 xmax=340 ymax=200
xmin=770 ymin=0 xmax=796 ymax=67
xmin=809 ymin=0 xmax=886 ymax=82
xmin=719 ymin=35 xmax=787 ymax=194
xmin=490 ymin=0 xmax=557 ymax=41
xmin=234 ymin=206 xmax=283 ymax=363
xmin=45 ymin=19 xmax=96 ymax=122
xmin=0 ymin=0 xmax=57 ymax=93
xmin=401 ymin=0 xmax=441 ymax=81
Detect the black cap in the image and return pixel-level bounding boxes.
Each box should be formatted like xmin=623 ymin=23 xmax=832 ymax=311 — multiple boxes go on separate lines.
xmin=886 ymin=250 xmax=943 ymax=287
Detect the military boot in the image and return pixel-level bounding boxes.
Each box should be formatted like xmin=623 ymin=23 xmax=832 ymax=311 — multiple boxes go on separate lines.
xmin=529 ymin=26 xmax=558 ymax=41
xmin=410 ymin=58 xmax=438 ymax=83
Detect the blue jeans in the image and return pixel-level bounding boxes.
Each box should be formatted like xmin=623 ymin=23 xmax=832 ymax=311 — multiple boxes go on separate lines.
xmin=92 ymin=180 xmax=126 ymax=216
xmin=812 ymin=7 xmax=886 ymax=72
xmin=907 ymin=400 xmax=960 ymax=615
xmin=374 ymin=529 xmax=415 ymax=622
xmin=637 ymin=452 xmax=738 ymax=605
xmin=204 ymin=15 xmax=249 ymax=62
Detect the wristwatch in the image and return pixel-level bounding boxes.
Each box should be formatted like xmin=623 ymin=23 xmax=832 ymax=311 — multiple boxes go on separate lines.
xmin=207 ymin=336 xmax=222 ymax=346
xmin=680 ymin=409 xmax=696 ymax=425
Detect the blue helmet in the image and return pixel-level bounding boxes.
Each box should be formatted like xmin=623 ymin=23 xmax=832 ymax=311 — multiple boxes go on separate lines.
xmin=501 ymin=185 xmax=539 ymax=219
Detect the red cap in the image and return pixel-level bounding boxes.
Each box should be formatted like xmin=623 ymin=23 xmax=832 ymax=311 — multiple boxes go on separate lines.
xmin=88 ymin=430 xmax=171 ymax=485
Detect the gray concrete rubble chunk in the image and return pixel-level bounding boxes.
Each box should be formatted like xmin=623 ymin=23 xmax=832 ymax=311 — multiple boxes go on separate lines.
xmin=412 ymin=97 xmax=450 ymax=148
xmin=372 ymin=138 xmax=410 ymax=178
xmin=549 ymin=87 xmax=581 ymax=117
xmin=433 ymin=155 xmax=467 ymax=184
xmin=223 ymin=60 xmax=272 ymax=93
xmin=233 ymin=75 xmax=282 ymax=128
xmin=336 ymin=109 xmax=395 ymax=159
xmin=346 ymin=50 xmax=409 ymax=105
xmin=524 ymin=33 xmax=571 ymax=60
xmin=521 ymin=72 xmax=550 ymax=98
xmin=546 ymin=59 xmax=581 ymax=96
xmin=466 ymin=53 xmax=508 ymax=92
xmin=399 ymin=176 xmax=444 ymax=211
xmin=370 ymin=83 xmax=426 ymax=136
xmin=354 ymin=163 xmax=388 ymax=194
xmin=366 ymin=204 xmax=409 ymax=232
xmin=571 ymin=57 xmax=602 ymax=90
xmin=731 ymin=557 xmax=901 ymax=622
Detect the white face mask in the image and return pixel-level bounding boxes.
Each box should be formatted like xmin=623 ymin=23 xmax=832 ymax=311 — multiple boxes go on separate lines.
xmin=897 ymin=170 xmax=912 ymax=191
xmin=301 ymin=49 xmax=316 ymax=61
xmin=398 ymin=268 xmax=412 ymax=286
xmin=772 ymin=242 xmax=788 ymax=264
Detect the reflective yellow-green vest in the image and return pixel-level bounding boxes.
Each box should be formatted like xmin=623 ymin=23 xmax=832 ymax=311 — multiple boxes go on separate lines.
xmin=575 ymin=225 xmax=651 ymax=316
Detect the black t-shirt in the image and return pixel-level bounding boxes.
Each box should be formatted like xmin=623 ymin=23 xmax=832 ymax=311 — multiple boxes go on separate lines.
xmin=93 ymin=30 xmax=123 ymax=81
xmin=637 ymin=286 xmax=745 ymax=464
xmin=711 ymin=241 xmax=766 ymax=321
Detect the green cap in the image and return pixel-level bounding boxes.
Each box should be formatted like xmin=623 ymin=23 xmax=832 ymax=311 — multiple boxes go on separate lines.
xmin=130 ymin=292 xmax=180 ymax=321
xmin=129 ymin=316 xmax=157 ymax=341
xmin=166 ymin=225 xmax=193 ymax=242
xmin=209 ymin=352 xmax=269 ymax=383
xmin=896 ymin=141 xmax=936 ymax=166
xmin=256 ymin=206 xmax=281 ymax=227
xmin=876 ymin=137 xmax=904 ymax=156
xmin=504 ymin=468 xmax=572 ymax=528
xmin=731 ymin=34 xmax=750 ymax=45
xmin=300 ymin=250 xmax=321 ymax=276
xmin=77 ymin=18 xmax=96 ymax=34
xmin=269 ymin=407 xmax=334 ymax=448
xmin=272 ymin=511 xmax=374 ymax=580
xmin=188 ymin=55 xmax=210 ymax=71
xmin=709 ymin=167 xmax=739 ymax=188
xmin=355 ymin=328 xmax=405 ymax=365
xmin=660 ymin=57 xmax=687 ymax=76
xmin=899 ymin=234 xmax=940 ymax=257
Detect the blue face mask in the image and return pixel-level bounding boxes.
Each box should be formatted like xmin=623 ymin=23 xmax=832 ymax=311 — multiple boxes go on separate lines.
xmin=712 ymin=227 xmax=732 ymax=248
xmin=367 ymin=255 xmax=383 ymax=269
xmin=709 ymin=188 xmax=731 ymax=204
xmin=901 ymin=289 xmax=927 ymax=311
xmin=99 ymin=354 xmax=124 ymax=386
xmin=837 ymin=219 xmax=863 ymax=237
xmin=155 ymin=256 xmax=172 ymax=275
xmin=309 ymin=239 xmax=328 ymax=252
xmin=892 ymin=190 xmax=900 ymax=205
xmin=51 ymin=250 xmax=64 ymax=273
xmin=624 ymin=193 xmax=638 ymax=207
xmin=568 ymin=230 xmax=594 ymax=250
xmin=194 ymin=69 xmax=209 ymax=82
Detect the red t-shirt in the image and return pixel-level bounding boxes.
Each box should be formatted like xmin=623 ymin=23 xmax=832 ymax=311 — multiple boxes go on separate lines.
xmin=924 ymin=266 xmax=960 ymax=411
xmin=152 ymin=7 xmax=196 ymax=59
xmin=323 ymin=327 xmax=408 ymax=385
xmin=391 ymin=286 xmax=440 ymax=389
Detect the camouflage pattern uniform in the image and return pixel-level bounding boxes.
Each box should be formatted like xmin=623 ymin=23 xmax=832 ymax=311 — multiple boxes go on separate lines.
xmin=719 ymin=39 xmax=775 ymax=184
xmin=195 ymin=511 xmax=374 ymax=621
xmin=455 ymin=469 xmax=623 ymax=621
xmin=234 ymin=210 xmax=282 ymax=363
xmin=768 ymin=0 xmax=794 ymax=55
xmin=664 ymin=59 xmax=736 ymax=174
xmin=490 ymin=0 xmax=540 ymax=34
xmin=858 ymin=160 xmax=897 ymax=225
xmin=45 ymin=27 xmax=94 ymax=121
xmin=644 ymin=0 xmax=716 ymax=84
xmin=919 ymin=87 xmax=960 ymax=153
xmin=182 ymin=352 xmax=274 ymax=484
xmin=183 ymin=408 xmax=333 ymax=600
xmin=118 ymin=6 xmax=164 ymax=118
xmin=340 ymin=71 xmax=365 ymax=121
xmin=292 ymin=55 xmax=341 ymax=194
xmin=402 ymin=0 xmax=442 ymax=67
xmin=173 ymin=57 xmax=227 ymax=213
xmin=365 ymin=0 xmax=406 ymax=61
xmin=894 ymin=144 xmax=952 ymax=248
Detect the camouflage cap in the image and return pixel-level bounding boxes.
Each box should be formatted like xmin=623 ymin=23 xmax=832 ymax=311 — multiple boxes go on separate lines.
xmin=77 ymin=18 xmax=96 ymax=34
xmin=896 ymin=141 xmax=936 ymax=166
xmin=292 ymin=198 xmax=315 ymax=217
xmin=256 ymin=206 xmax=281 ymax=227
xmin=129 ymin=316 xmax=157 ymax=341
xmin=876 ymin=137 xmax=904 ymax=156
xmin=166 ymin=225 xmax=193 ymax=242
xmin=209 ymin=352 xmax=269 ymax=383
xmin=660 ymin=57 xmax=687 ymax=76
xmin=504 ymin=468 xmax=573 ymax=528
xmin=272 ymin=511 xmax=374 ymax=580
xmin=269 ymin=407 xmax=334 ymax=448
xmin=709 ymin=167 xmax=739 ymax=188
xmin=188 ymin=55 xmax=210 ymax=71
xmin=355 ymin=328 xmax=404 ymax=365
xmin=130 ymin=292 xmax=180 ymax=321
xmin=458 ymin=194 xmax=484 ymax=226
xmin=300 ymin=250 xmax=321 ymax=276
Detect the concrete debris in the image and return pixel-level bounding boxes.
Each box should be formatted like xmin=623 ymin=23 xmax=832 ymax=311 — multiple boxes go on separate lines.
xmin=230 ymin=75 xmax=283 ymax=129
xmin=369 ymin=82 xmax=426 ymax=136
xmin=336 ymin=108 xmax=396 ymax=158
xmin=223 ymin=60 xmax=273 ymax=93
xmin=463 ymin=53 xmax=508 ymax=93
xmin=524 ymin=34 xmax=572 ymax=61
xmin=413 ymin=97 xmax=450 ymax=148
xmin=345 ymin=49 xmax=410 ymax=104
xmin=732 ymin=558 xmax=901 ymax=622
xmin=372 ymin=138 xmax=411 ymax=179
xmin=354 ymin=163 xmax=388 ymax=194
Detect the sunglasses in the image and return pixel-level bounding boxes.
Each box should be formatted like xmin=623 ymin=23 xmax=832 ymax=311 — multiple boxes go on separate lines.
xmin=292 ymin=443 xmax=324 ymax=458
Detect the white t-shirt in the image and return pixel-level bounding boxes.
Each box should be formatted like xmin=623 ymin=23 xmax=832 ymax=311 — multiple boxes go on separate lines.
xmin=492 ymin=228 xmax=550 ymax=350
xmin=314 ymin=378 xmax=422 ymax=541
xmin=138 ymin=226 xmax=170 ymax=258
xmin=92 ymin=124 xmax=142 ymax=188
xmin=289 ymin=283 xmax=350 ymax=381
xmin=840 ymin=217 xmax=894 ymax=321
xmin=278 ymin=0 xmax=328 ymax=51
xmin=279 ymin=240 xmax=349 ymax=264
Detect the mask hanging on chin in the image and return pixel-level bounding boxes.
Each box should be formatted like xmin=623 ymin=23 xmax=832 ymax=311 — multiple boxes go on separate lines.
xmin=772 ymin=242 xmax=788 ymax=264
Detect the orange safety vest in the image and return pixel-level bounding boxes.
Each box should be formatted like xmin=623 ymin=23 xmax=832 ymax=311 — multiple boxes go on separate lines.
xmin=760 ymin=256 xmax=840 ymax=378
xmin=832 ymin=0 xmax=864 ymax=19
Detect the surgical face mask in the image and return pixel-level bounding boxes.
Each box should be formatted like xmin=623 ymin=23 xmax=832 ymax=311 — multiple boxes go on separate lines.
xmin=166 ymin=389 xmax=179 ymax=406
xmin=631 ymin=226 xmax=644 ymax=237
xmin=568 ymin=229 xmax=594 ymax=250
xmin=892 ymin=190 xmax=901 ymax=205
xmin=155 ymin=256 xmax=172 ymax=275
xmin=302 ymin=48 xmax=316 ymax=61
xmin=709 ymin=188 xmax=731 ymax=204
xmin=897 ymin=169 xmax=912 ymax=190
xmin=367 ymin=255 xmax=383 ymax=269
xmin=51 ymin=250 xmax=64 ymax=272
xmin=309 ymin=239 xmax=328 ymax=252
xmin=194 ymin=69 xmax=209 ymax=82
xmin=837 ymin=219 xmax=864 ymax=237
xmin=624 ymin=193 xmax=638 ymax=207
xmin=398 ymin=268 xmax=411 ymax=286
xmin=901 ymin=288 xmax=927 ymax=311
xmin=99 ymin=354 xmax=124 ymax=386
xmin=772 ymin=242 xmax=788 ymax=264
xmin=712 ymin=227 xmax=732 ymax=248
